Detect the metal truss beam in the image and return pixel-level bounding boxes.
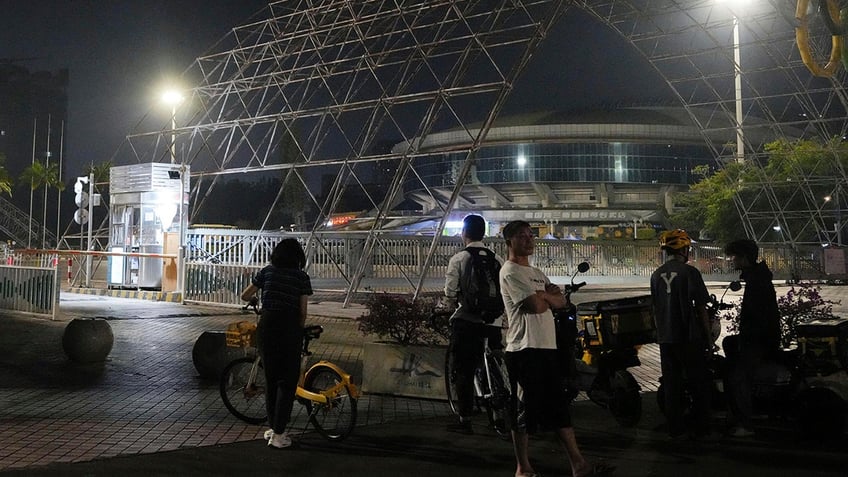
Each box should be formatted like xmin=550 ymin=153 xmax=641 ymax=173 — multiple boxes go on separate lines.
xmin=113 ymin=0 xmax=848 ymax=299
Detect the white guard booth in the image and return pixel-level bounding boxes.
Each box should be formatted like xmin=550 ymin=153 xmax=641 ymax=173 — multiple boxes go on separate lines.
xmin=108 ymin=162 xmax=189 ymax=289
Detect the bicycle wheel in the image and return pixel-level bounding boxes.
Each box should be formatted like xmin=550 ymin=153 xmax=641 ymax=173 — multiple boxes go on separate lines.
xmin=303 ymin=364 xmax=357 ymax=440
xmin=444 ymin=346 xmax=461 ymax=415
xmin=220 ymin=356 xmax=267 ymax=425
xmin=483 ymin=356 xmax=511 ymax=438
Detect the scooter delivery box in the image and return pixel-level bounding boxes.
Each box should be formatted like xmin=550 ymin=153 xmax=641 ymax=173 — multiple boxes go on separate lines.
xmin=576 ymin=295 xmax=656 ymax=349
xmin=796 ymin=318 xmax=848 ymax=372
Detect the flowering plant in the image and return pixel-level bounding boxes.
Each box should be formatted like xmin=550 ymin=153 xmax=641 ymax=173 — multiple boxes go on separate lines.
xmin=722 ymin=282 xmax=840 ymax=348
xmin=357 ymin=294 xmax=449 ymax=346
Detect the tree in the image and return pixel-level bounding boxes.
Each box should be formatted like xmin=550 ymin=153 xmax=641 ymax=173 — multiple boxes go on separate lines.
xmin=84 ymin=161 xmax=112 ymax=186
xmin=669 ymin=138 xmax=848 ymax=244
xmin=669 ymin=162 xmax=745 ymax=242
xmin=0 ymin=153 xmax=13 ymax=196
xmin=19 ymin=159 xmax=65 ymax=247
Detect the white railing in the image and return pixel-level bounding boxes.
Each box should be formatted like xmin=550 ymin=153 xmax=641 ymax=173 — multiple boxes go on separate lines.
xmin=0 ymin=251 xmax=60 ymax=318
xmin=180 ymin=230 xmax=830 ymax=304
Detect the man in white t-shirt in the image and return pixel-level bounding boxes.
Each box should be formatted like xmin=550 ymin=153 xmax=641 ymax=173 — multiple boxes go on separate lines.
xmin=499 ymin=220 xmax=614 ymax=477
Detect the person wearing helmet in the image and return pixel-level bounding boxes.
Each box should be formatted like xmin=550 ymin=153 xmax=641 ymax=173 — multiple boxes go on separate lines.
xmin=722 ymin=239 xmax=781 ymax=438
xmin=650 ymin=229 xmax=713 ymax=440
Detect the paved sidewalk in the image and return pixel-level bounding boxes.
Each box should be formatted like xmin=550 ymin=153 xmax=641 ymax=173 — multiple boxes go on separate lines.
xmin=0 ymin=284 xmax=847 ymax=476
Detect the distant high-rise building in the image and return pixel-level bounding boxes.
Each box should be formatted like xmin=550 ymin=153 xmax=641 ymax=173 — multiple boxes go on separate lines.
xmin=0 ymin=63 xmax=69 ymax=243
xmin=0 ymin=63 xmax=69 ymax=177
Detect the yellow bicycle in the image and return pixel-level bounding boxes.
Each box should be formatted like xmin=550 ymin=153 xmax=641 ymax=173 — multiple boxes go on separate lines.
xmin=219 ymin=304 xmax=360 ymax=440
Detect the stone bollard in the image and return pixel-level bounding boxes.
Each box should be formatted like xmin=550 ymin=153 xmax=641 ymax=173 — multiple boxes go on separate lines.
xmin=192 ymin=331 xmax=243 ymax=380
xmin=62 ymin=318 xmax=115 ymax=363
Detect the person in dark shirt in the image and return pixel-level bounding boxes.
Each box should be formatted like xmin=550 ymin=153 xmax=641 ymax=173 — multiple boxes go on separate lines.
xmin=241 ymin=238 xmax=313 ymax=449
xmin=650 ymin=229 xmax=712 ymax=439
xmin=722 ymin=239 xmax=781 ymax=438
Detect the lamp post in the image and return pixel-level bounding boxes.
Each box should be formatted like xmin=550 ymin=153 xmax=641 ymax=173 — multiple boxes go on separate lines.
xmin=161 ymin=89 xmax=186 ymax=297
xmin=717 ymin=0 xmax=746 ymax=163
xmin=161 ymin=90 xmax=184 ymax=164
xmin=825 ymin=186 xmax=842 ymax=246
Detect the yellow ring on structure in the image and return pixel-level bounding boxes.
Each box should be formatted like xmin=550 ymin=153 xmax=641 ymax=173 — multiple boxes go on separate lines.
xmin=841 ymin=7 xmax=848 ymax=70
xmin=795 ymin=0 xmax=842 ymax=77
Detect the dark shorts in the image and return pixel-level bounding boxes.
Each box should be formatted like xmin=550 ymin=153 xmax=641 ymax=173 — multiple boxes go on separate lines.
xmin=505 ymin=348 xmax=572 ymax=434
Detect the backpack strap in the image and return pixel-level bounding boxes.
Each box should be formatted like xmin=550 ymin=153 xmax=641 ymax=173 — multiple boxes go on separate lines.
xmin=463 ymin=246 xmax=493 ymax=258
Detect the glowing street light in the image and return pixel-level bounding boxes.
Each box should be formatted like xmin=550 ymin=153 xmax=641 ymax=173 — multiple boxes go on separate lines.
xmin=161 ymin=88 xmax=187 ymax=296
xmin=716 ymin=0 xmax=752 ymax=163
xmin=161 ymin=90 xmax=184 ymax=164
xmin=825 ymin=187 xmax=843 ymax=246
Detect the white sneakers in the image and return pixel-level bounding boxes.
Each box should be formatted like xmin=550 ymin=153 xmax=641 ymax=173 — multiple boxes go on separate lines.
xmin=267 ymin=431 xmax=293 ymax=449
xmin=263 ymin=429 xmax=274 ymax=440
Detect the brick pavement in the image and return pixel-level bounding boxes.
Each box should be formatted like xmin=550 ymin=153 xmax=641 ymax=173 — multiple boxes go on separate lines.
xmin=1 ymin=283 xmax=847 ymax=473
xmin=0 ymin=295 xmax=449 ymax=471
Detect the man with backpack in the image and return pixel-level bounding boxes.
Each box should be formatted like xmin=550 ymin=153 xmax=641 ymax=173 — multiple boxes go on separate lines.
xmin=443 ymin=214 xmax=505 ymax=434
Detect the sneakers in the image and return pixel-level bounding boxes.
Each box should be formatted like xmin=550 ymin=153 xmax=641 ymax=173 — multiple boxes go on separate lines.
xmin=446 ymin=419 xmax=474 ymax=435
xmin=729 ymin=426 xmax=755 ymax=438
xmin=263 ymin=429 xmax=273 ymax=440
xmin=268 ymin=432 xmax=293 ymax=449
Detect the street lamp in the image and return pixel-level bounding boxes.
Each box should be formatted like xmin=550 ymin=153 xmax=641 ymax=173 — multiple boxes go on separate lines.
xmin=825 ymin=187 xmax=842 ymax=246
xmin=161 ymin=89 xmax=186 ymax=298
xmin=161 ymin=90 xmax=184 ymax=164
xmin=716 ymin=0 xmax=748 ymax=163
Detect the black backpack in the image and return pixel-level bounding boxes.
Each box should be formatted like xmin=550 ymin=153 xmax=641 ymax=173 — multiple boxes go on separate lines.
xmin=459 ymin=246 xmax=505 ymax=323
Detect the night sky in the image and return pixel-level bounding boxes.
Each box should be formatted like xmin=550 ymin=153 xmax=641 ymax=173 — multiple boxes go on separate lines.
xmin=1 ymin=2 xmax=673 ymax=178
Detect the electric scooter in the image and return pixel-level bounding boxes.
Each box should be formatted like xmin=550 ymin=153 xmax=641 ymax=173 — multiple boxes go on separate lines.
xmin=554 ymin=262 xmax=656 ymax=427
xmin=657 ymin=280 xmax=848 ymax=438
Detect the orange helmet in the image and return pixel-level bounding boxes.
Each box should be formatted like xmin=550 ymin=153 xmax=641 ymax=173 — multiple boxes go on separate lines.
xmin=659 ymin=229 xmax=692 ymax=250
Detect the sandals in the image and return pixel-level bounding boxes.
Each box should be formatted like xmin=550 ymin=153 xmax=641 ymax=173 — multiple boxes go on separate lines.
xmin=575 ymin=461 xmax=616 ymax=477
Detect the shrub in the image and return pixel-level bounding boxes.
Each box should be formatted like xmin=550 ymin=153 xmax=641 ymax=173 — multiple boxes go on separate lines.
xmin=721 ymin=282 xmax=840 ymax=348
xmin=357 ymin=294 xmax=449 ymax=346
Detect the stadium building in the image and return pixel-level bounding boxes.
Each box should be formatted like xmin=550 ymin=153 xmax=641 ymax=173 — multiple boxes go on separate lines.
xmin=376 ymin=105 xmax=784 ymax=239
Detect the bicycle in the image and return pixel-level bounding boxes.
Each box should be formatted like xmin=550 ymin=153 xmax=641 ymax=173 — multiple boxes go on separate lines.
xmin=219 ymin=303 xmax=360 ymax=440
xmin=438 ymin=310 xmax=512 ymax=438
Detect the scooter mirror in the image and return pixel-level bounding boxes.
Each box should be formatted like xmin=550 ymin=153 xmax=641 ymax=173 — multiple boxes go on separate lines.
xmin=729 ymin=280 xmax=742 ymax=292
xmin=577 ymin=261 xmax=590 ymax=273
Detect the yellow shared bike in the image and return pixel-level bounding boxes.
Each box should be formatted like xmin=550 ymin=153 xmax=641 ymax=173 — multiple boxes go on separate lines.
xmin=219 ymin=303 xmax=360 ymax=440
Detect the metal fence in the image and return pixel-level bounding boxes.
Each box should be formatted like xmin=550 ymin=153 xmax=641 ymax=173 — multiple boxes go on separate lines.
xmin=0 ymin=251 xmax=60 ymax=318
xmin=3 ymin=231 xmax=832 ymax=310
xmin=181 ymin=229 xmax=835 ymax=306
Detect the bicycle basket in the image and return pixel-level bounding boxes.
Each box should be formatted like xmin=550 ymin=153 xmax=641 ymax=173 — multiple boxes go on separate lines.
xmin=225 ymin=321 xmax=257 ymax=348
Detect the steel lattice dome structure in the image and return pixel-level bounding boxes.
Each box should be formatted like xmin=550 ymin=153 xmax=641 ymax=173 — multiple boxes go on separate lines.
xmin=106 ymin=1 xmax=848 ymax=297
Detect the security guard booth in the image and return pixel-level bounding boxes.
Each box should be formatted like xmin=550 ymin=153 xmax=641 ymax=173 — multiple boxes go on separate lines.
xmin=108 ymin=162 xmax=189 ymax=289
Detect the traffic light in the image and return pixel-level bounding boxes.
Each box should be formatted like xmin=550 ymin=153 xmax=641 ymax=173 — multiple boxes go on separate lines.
xmin=73 ymin=177 xmax=89 ymax=225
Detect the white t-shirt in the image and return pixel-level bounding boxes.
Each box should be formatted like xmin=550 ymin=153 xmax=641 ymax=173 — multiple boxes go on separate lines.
xmin=499 ymin=260 xmax=557 ymax=352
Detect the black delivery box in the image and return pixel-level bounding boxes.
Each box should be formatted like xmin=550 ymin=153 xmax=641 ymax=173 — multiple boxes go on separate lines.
xmin=576 ymin=295 xmax=656 ymax=349
xmin=795 ymin=318 xmax=848 ymax=371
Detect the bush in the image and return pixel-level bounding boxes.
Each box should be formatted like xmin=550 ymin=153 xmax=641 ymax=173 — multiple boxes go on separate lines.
xmin=357 ymin=294 xmax=449 ymax=346
xmin=721 ymin=282 xmax=840 ymax=349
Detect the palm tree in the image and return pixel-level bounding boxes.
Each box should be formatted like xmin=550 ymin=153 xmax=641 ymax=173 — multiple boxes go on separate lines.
xmin=84 ymin=160 xmax=112 ymax=187
xmin=19 ymin=159 xmax=64 ymax=248
xmin=0 ymin=153 xmax=13 ymax=196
